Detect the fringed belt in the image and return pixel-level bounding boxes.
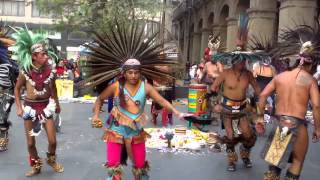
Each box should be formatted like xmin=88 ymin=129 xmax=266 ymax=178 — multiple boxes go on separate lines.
xmin=103 ymin=129 xmax=151 ymax=144
xmin=221 ymin=96 xmax=247 ymax=106
xmin=111 ymin=107 xmax=147 ymax=130
xmin=24 ymin=98 xmax=50 ymax=103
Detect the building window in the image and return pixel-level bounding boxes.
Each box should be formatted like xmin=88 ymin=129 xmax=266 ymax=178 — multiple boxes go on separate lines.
xmin=68 ymin=31 xmax=88 ymax=40
xmin=67 ymin=47 xmax=80 ymax=60
xmin=0 ymin=0 xmax=25 ymax=16
xmin=32 ymin=1 xmax=52 ymax=18
xmin=48 ymin=31 xmax=62 ymax=40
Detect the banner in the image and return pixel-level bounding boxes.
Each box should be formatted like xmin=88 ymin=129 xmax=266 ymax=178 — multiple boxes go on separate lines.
xmin=55 ymin=79 xmax=74 ymax=99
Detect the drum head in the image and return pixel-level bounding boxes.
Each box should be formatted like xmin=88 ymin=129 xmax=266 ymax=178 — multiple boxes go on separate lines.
xmin=189 ymin=84 xmax=207 ymax=89
xmin=184 ymin=115 xmax=213 ymax=125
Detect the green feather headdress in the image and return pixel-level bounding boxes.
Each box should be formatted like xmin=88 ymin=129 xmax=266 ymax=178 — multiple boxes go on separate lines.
xmin=9 ymin=27 xmax=56 ymax=72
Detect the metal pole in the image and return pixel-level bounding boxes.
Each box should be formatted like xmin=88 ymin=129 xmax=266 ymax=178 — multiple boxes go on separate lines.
xmin=184 ymin=0 xmax=192 ymax=84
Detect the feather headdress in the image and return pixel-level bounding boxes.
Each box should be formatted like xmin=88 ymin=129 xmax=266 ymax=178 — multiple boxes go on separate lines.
xmin=9 ymin=27 xmax=57 ymax=72
xmin=236 ymin=13 xmax=249 ymax=51
xmin=212 ymin=13 xmax=268 ymax=66
xmin=248 ymin=35 xmax=274 ymax=64
xmin=80 ymin=20 xmax=177 ymax=88
xmin=208 ymin=33 xmax=223 ymax=55
xmin=274 ymin=23 xmax=320 ymax=66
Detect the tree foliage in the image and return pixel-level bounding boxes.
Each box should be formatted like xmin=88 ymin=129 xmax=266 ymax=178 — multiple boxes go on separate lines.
xmin=35 ymin=0 xmax=164 ymax=32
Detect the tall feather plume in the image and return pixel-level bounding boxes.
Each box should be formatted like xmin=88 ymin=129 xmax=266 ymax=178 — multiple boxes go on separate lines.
xmin=212 ymin=13 xmax=268 ymax=66
xmin=80 ymin=20 xmax=177 ymax=88
xmin=236 ymin=13 xmax=249 ymax=51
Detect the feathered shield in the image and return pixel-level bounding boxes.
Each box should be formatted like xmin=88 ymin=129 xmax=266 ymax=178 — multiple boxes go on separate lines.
xmin=80 ymin=21 xmax=177 ymax=88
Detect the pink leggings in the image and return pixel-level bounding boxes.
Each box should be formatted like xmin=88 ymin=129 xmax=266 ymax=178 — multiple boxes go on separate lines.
xmin=107 ymin=141 xmax=146 ymax=168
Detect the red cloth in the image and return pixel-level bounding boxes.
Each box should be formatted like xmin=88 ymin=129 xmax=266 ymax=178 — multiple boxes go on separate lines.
xmin=28 ymin=66 xmax=52 ymax=91
xmin=24 ymin=100 xmax=49 ymax=119
xmin=56 ymin=66 xmax=65 ymax=76
xmin=204 ymin=47 xmax=210 ymax=55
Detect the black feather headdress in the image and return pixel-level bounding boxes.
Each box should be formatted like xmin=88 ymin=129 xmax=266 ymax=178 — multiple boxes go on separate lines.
xmin=248 ymin=35 xmax=274 ymax=64
xmin=274 ymin=23 xmax=320 ymax=66
xmin=80 ymin=21 xmax=177 ymax=88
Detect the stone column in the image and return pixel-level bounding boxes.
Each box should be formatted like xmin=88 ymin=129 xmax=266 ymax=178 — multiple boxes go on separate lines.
xmin=247 ymin=0 xmax=277 ymax=44
xmin=200 ymin=28 xmax=211 ymax=56
xmin=183 ymin=19 xmax=189 ymax=63
xmin=226 ymin=17 xmax=238 ymax=51
xmin=278 ymin=0 xmax=317 ymax=34
xmin=211 ymin=24 xmax=227 ymax=51
xmin=175 ymin=21 xmax=185 ymax=65
xmin=191 ymin=32 xmax=201 ymax=64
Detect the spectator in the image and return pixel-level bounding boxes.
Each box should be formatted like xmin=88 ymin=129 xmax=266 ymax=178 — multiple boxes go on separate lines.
xmin=56 ymin=60 xmax=65 ymax=77
xmin=66 ymin=62 xmax=74 ymax=81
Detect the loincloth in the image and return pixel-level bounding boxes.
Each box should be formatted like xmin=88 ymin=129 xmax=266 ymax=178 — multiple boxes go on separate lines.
xmin=22 ymin=98 xmax=56 ymax=136
xmin=217 ymin=96 xmax=250 ymax=137
xmin=261 ymin=115 xmax=308 ymax=169
xmin=23 ymin=99 xmax=52 ymax=121
xmin=220 ymin=96 xmax=248 ymax=119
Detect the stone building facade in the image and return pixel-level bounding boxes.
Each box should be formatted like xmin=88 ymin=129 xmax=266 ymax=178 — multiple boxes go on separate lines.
xmin=172 ymin=0 xmax=319 ymax=65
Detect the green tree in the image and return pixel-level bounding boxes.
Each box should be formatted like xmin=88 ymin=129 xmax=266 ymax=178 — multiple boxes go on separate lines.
xmin=35 ymin=0 xmax=165 ymax=32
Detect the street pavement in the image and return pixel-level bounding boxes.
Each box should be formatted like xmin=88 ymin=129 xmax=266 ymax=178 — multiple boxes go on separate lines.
xmin=0 ymin=102 xmax=319 ymax=180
